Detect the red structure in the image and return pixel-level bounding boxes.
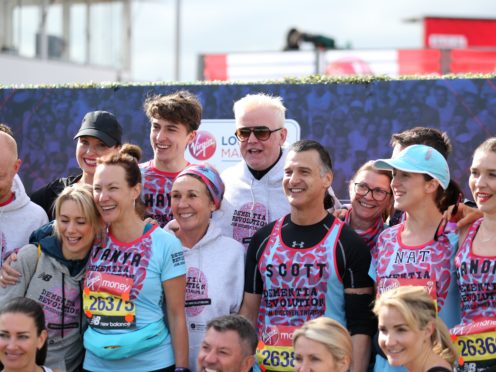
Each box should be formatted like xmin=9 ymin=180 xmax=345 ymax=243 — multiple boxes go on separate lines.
xmin=424 ymin=16 xmax=496 ymax=48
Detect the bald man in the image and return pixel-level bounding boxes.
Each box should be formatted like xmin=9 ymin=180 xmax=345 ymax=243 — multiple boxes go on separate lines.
xmin=0 ymin=131 xmax=48 ymax=266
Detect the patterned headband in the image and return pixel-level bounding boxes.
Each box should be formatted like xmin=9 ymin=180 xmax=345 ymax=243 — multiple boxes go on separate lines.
xmin=176 ymin=163 xmax=225 ymax=209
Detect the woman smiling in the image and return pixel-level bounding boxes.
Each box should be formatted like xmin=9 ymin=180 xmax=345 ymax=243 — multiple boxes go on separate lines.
xmin=0 ymin=184 xmax=100 ymax=371
xmin=345 ymin=161 xmax=393 ymax=250
xmin=83 ymin=144 xmax=188 ymax=372
xmin=30 ymin=111 xmax=122 ymax=221
xmin=451 ymin=137 xmax=496 ymax=371
xmin=0 ymin=297 xmax=53 ymax=372
xmin=165 ymin=163 xmax=244 ymax=372
xmin=374 ymin=286 xmax=457 ymax=372
xmin=371 ymin=145 xmax=461 ymax=372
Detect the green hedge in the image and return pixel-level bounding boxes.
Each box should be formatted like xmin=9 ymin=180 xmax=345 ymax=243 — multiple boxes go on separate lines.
xmin=2 ymin=73 xmax=496 ymax=89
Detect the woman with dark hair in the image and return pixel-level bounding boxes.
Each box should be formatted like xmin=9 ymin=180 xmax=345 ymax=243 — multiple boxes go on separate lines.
xmin=345 ymin=160 xmax=393 ymax=250
xmin=0 ymin=297 xmax=52 ymax=372
xmin=83 ymin=144 xmax=188 ymax=372
xmin=371 ymin=145 xmax=461 ymax=372
xmin=30 ymin=111 xmax=122 ymax=220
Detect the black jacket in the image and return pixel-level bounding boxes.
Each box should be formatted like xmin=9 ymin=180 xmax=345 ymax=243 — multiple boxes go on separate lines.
xmin=29 ymin=174 xmax=82 ymax=220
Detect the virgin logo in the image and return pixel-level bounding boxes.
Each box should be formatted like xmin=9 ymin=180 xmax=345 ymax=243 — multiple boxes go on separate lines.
xmin=189 ymin=131 xmax=216 ymax=160
xmin=378 ymin=278 xmax=400 ymax=295
xmin=86 ymin=272 xmax=102 ymax=290
xmin=261 ymin=326 xmax=280 ymax=345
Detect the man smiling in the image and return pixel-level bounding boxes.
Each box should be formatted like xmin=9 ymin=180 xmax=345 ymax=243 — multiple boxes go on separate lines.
xmin=140 ymin=91 xmax=202 ymax=227
xmin=197 ymin=314 xmax=257 ymax=372
xmin=213 ymin=93 xmax=289 ymax=248
xmin=240 ymin=140 xmax=375 ymax=372
xmin=214 ymin=94 xmax=340 ymax=249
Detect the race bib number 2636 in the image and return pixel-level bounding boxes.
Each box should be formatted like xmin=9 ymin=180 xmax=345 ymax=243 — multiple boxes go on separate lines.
xmin=455 ymin=332 xmax=496 ymax=362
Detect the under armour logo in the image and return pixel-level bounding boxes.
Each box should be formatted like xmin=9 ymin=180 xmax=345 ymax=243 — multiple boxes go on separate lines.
xmin=38 ymin=273 xmax=52 ymax=282
xmin=292 ymin=241 xmax=305 ymax=248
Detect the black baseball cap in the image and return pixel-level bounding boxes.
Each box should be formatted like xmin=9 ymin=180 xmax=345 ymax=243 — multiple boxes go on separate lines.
xmin=73 ymin=111 xmax=122 ymax=147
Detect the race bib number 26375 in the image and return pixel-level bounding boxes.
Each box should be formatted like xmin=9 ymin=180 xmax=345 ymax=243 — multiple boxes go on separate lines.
xmin=83 ymin=291 xmax=136 ymax=329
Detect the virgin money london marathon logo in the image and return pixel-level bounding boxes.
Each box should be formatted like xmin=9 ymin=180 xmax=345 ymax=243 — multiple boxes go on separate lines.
xmin=189 ymin=131 xmax=216 ymax=160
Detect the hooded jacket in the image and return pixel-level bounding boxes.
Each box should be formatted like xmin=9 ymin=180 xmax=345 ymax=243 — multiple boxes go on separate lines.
xmin=30 ymin=174 xmax=82 ymax=221
xmin=213 ymin=148 xmax=341 ymax=250
xmin=0 ymin=174 xmax=48 ymax=265
xmin=165 ymin=220 xmax=244 ymax=372
xmin=213 ymin=148 xmax=291 ymax=250
xmin=0 ymin=230 xmax=88 ymax=372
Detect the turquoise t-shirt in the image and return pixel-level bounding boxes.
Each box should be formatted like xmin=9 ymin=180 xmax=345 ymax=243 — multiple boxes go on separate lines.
xmin=83 ymin=225 xmax=186 ymax=372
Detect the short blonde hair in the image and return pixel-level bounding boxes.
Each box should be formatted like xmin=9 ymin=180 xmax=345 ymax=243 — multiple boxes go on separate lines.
xmin=53 ymin=184 xmax=100 ymax=239
xmin=293 ymin=317 xmax=352 ymax=365
xmin=373 ymin=286 xmax=457 ymax=366
xmin=233 ymin=93 xmax=286 ymax=126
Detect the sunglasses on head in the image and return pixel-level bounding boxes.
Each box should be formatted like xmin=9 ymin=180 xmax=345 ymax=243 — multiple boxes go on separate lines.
xmin=234 ymin=126 xmax=282 ymax=142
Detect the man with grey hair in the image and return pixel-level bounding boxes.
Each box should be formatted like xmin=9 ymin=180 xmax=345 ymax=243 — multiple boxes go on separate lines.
xmin=0 ymin=129 xmax=48 ymax=267
xmin=214 ymin=93 xmax=340 ymax=249
xmin=197 ymin=314 xmax=257 ymax=372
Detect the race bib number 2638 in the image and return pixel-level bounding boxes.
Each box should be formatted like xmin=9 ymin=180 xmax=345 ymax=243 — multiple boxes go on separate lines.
xmin=257 ymin=346 xmax=295 ymax=372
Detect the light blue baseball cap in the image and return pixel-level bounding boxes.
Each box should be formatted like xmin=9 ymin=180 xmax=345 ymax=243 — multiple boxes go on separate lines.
xmin=374 ymin=144 xmax=450 ymax=190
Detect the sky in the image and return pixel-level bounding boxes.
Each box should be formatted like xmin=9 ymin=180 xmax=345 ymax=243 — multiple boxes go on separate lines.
xmin=131 ymin=0 xmax=496 ymax=82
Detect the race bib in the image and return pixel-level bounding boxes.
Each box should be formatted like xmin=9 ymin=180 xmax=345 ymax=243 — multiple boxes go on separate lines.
xmin=451 ymin=319 xmax=496 ymax=371
xmin=83 ymin=291 xmax=136 ymax=329
xmin=377 ymin=278 xmax=437 ymax=301
xmin=256 ymin=325 xmax=296 ymax=372
xmin=83 ymin=272 xmax=136 ymax=329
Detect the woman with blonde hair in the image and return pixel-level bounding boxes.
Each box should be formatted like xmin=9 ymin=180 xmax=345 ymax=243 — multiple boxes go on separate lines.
xmin=0 ymin=184 xmax=101 ymax=371
xmin=451 ymin=137 xmax=496 ymax=371
xmin=373 ymin=286 xmax=457 ymax=372
xmin=293 ymin=317 xmax=352 ymax=372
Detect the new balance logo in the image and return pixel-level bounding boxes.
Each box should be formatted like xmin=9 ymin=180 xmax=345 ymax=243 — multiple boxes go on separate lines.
xmin=38 ymin=273 xmax=52 ymax=282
